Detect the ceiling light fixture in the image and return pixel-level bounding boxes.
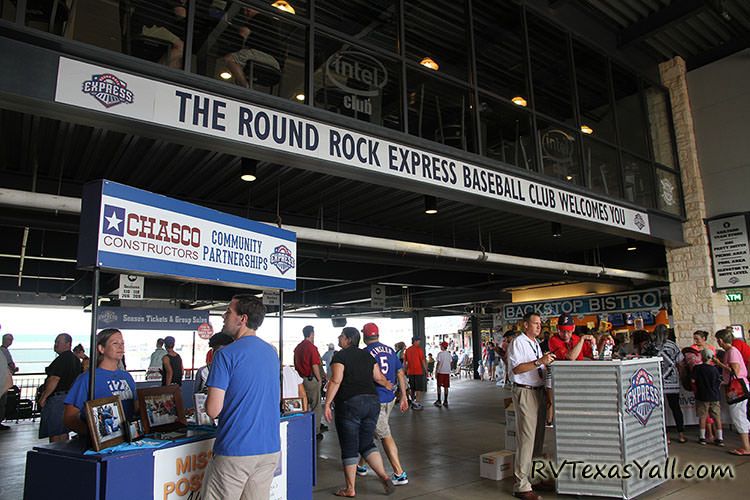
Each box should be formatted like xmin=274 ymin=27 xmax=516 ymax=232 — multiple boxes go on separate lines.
xmin=511 ymin=96 xmax=527 ymax=107
xmin=424 ymin=195 xmax=438 ymax=214
xmin=565 ymin=175 xmax=573 ymax=181
xmin=272 ymin=0 xmax=296 ymax=14
xmin=626 ymin=238 xmax=637 ymax=251
xmin=240 ymin=158 xmax=258 ymax=182
xmin=419 ymin=57 xmax=439 ymax=71
xmin=219 ymin=71 xmax=232 ymax=80
xmin=551 ymin=222 xmax=562 ymax=238
xmin=294 ymin=92 xmax=305 ymax=102
xmin=580 ymin=124 xmax=594 ymax=135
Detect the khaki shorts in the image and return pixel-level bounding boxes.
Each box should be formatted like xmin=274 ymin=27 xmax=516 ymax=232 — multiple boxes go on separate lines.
xmin=230 ymin=48 xmax=280 ymax=71
xmin=374 ymin=399 xmax=396 ymax=439
xmin=142 ymin=25 xmax=182 ymax=45
xmin=696 ymin=400 xmax=720 ymax=419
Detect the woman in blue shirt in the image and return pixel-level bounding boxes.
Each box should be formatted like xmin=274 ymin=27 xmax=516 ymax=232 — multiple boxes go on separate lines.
xmin=63 ymin=329 xmax=137 ymax=437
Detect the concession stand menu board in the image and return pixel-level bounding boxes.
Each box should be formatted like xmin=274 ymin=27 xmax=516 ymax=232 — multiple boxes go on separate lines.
xmin=708 ymin=214 xmax=750 ymax=289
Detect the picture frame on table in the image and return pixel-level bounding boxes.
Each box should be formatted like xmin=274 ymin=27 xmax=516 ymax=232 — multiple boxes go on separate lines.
xmin=84 ymin=396 xmax=127 ymax=451
xmin=137 ymin=385 xmax=187 ymax=434
xmin=281 ymin=397 xmax=304 ymax=414
xmin=193 ymin=393 xmax=215 ymax=426
xmin=126 ymin=418 xmax=144 ymax=442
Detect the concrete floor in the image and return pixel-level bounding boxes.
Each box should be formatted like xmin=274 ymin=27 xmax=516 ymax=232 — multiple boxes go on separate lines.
xmin=1 ymin=378 xmax=747 ymax=499
xmin=313 ymin=377 xmax=749 ymax=500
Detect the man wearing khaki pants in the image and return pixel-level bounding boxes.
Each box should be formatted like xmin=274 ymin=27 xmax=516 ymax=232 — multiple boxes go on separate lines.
xmin=507 ymin=312 xmax=555 ymax=500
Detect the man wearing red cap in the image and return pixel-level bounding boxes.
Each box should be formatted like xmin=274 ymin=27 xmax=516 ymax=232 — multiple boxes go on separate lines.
xmin=403 ymin=337 xmax=428 ymax=410
xmin=358 ymin=323 xmax=410 ymax=486
xmin=548 ymin=313 xmax=595 ymax=362
xmin=434 ymin=341 xmax=452 ymax=407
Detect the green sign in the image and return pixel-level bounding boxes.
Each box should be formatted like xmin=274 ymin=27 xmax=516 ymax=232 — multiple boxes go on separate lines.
xmin=726 ymin=292 xmax=743 ymax=302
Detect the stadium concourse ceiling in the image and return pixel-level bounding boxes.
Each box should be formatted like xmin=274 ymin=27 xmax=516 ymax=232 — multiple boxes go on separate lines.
xmin=0 ymin=108 xmax=667 ymax=317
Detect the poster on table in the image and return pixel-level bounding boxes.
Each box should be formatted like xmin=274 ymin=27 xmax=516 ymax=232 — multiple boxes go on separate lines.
xmin=77 ymin=180 xmax=297 ymax=291
xmin=707 ymin=214 xmax=750 ymax=289
xmin=153 ymin=421 xmax=287 ymax=499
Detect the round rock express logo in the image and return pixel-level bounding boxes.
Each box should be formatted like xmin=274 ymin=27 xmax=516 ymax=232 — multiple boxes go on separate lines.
xmin=270 ymin=245 xmax=296 ymax=275
xmin=624 ymin=367 xmax=661 ymax=426
xmin=82 ymin=73 xmax=134 ymax=108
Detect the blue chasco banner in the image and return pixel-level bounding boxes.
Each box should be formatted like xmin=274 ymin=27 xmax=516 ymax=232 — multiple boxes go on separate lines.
xmin=503 ymin=288 xmax=665 ymax=321
xmin=96 ymin=307 xmax=209 ymax=330
xmin=77 ymin=180 xmax=297 ymax=290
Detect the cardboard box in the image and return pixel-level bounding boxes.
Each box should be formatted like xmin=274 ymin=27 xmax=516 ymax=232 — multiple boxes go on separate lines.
xmin=504 ymin=428 xmax=516 ymax=450
xmin=480 ymin=450 xmax=515 ymax=480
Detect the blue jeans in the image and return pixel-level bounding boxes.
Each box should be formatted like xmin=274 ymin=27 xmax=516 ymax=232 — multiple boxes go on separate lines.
xmin=334 ymin=394 xmax=379 ymax=466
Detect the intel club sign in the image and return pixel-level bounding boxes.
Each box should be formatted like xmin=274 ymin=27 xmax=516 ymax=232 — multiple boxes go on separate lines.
xmin=326 ymin=50 xmax=388 ymax=116
xmin=503 ymin=288 xmax=664 ymax=321
xmin=77 ymin=180 xmax=297 ymax=290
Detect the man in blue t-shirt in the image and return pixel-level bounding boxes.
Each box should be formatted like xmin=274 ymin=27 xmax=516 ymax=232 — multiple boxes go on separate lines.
xmin=357 ymin=323 xmax=411 ymax=486
xmin=201 ymin=294 xmax=281 ymax=500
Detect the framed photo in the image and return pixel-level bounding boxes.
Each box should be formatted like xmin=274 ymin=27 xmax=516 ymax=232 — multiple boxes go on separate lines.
xmin=193 ymin=393 xmax=214 ymax=426
xmin=137 ymin=386 xmax=187 ymax=434
xmin=126 ymin=419 xmax=144 ymax=442
xmin=282 ymin=398 xmax=304 ymax=414
xmin=84 ymin=396 xmax=127 ymax=451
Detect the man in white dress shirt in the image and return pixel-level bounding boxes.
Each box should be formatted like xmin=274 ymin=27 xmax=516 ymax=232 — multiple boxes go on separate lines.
xmin=507 ymin=312 xmax=555 ymax=500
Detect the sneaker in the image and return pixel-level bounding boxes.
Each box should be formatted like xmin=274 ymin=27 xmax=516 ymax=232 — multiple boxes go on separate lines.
xmin=699 ymin=438 xmax=707 ymax=445
xmin=715 ymin=439 xmax=725 ymax=447
xmin=356 ymin=465 xmax=368 ymax=476
xmin=391 ymin=472 xmax=409 ymax=485
xmin=433 ymin=400 xmax=442 ymax=407
xmin=442 ymin=401 xmax=449 ymax=408
xmin=412 ymin=403 xmax=424 ymax=411
xmin=0 ymin=424 xmax=9 ymax=431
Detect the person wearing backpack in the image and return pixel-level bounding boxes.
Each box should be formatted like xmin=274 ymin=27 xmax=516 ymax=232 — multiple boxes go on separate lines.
xmin=644 ymin=325 xmax=686 ymax=444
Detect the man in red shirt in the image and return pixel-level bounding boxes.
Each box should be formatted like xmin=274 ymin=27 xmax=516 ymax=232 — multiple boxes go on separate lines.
xmin=548 ymin=313 xmax=595 ymax=361
xmin=403 ymin=337 xmax=427 ymax=411
xmin=294 ymin=325 xmax=324 ymax=438
xmin=732 ymin=337 xmax=750 ymax=369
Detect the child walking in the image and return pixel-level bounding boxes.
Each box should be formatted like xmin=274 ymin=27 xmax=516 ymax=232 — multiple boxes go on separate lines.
xmin=692 ymin=349 xmax=724 ymax=445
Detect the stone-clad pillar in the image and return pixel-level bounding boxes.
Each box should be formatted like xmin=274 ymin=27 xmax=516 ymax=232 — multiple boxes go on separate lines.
xmin=658 ymin=57 xmax=730 ymax=343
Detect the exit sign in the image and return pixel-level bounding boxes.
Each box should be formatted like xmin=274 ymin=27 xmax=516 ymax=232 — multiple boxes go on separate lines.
xmin=726 ymin=292 xmax=743 ymax=302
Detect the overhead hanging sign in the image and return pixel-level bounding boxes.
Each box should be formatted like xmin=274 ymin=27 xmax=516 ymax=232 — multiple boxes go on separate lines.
xmin=77 ymin=180 xmax=297 ymax=290
xmin=707 ymin=214 xmax=750 ymax=289
xmin=96 ymin=307 xmax=209 ymax=330
xmin=118 ymin=274 xmax=144 ymax=299
xmin=55 ymin=57 xmax=650 ymax=235
xmin=503 ymin=288 xmax=664 ymax=321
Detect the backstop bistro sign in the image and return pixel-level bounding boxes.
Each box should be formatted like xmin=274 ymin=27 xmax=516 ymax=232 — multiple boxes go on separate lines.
xmin=503 ymin=288 xmax=664 ymax=321
xmin=56 ymin=58 xmax=651 ymax=235
xmin=77 ymin=180 xmax=297 ymax=290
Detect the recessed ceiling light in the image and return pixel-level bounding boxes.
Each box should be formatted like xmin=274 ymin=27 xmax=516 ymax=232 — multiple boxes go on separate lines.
xmin=511 ymin=96 xmax=527 ymax=107
xmin=419 ymin=57 xmax=439 ymax=71
xmin=565 ymin=175 xmax=573 ymax=181
xmin=294 ymin=93 xmax=305 ymax=102
xmin=580 ymin=124 xmax=594 ymax=135
xmin=219 ymin=71 xmax=232 ymax=80
xmin=272 ymin=0 xmax=296 ymax=15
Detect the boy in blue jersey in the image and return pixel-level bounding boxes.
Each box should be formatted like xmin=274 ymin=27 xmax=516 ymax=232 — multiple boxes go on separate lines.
xmin=356 ymin=323 xmax=411 ymax=486
xmin=201 ymin=295 xmax=281 ymax=500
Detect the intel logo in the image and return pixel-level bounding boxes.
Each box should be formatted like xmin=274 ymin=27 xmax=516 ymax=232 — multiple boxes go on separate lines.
xmin=326 ymin=51 xmax=388 ymax=97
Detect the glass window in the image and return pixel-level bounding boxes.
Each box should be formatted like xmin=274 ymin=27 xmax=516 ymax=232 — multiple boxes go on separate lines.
xmin=24 ymin=0 xmax=75 ymax=36
xmin=193 ymin=2 xmax=306 ymax=101
xmin=527 ymin=13 xmax=574 ymax=125
xmin=313 ymin=34 xmax=402 ymax=130
xmin=655 ymin=167 xmax=682 ymax=215
xmin=115 ymin=0 xmax=189 ymax=68
xmin=622 ymin=153 xmax=654 ymax=208
xmin=2 ymin=1 xmax=17 ymax=22
xmin=613 ymin=65 xmax=649 ymax=157
xmin=644 ymin=83 xmax=677 ymax=169
xmin=537 ymin=119 xmax=582 ymax=185
xmin=407 ymin=70 xmax=475 ymax=152
xmin=582 ymin=137 xmax=621 ymax=198
xmin=573 ymin=41 xmax=616 ymax=144
xmin=405 ymin=0 xmax=468 ymax=81
xmin=474 ymin=2 xmax=527 ymax=103
xmin=316 ymin=0 xmax=398 ymax=53
xmin=479 ymin=94 xmax=535 ymax=171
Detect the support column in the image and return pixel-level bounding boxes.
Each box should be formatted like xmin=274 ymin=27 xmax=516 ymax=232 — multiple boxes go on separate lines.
xmin=658 ymin=57 xmax=730 ymax=343
xmin=471 ymin=316 xmax=481 ymax=379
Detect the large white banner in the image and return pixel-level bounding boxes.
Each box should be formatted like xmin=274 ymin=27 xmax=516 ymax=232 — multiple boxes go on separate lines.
xmin=56 ymin=57 xmax=651 ymax=235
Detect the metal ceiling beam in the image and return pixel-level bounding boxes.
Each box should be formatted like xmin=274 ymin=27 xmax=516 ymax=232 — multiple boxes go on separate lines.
xmin=618 ymin=0 xmax=708 ymax=48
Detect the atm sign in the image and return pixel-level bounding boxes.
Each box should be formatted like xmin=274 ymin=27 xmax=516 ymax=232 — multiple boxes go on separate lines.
xmin=726 ymin=292 xmax=743 ymax=302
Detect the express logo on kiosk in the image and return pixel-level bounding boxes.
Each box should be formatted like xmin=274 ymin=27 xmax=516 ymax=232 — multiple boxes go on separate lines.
xmin=270 ymin=245 xmax=296 ymax=274
xmin=81 ymin=74 xmax=134 ymax=108
xmin=624 ymin=368 xmax=661 ymax=426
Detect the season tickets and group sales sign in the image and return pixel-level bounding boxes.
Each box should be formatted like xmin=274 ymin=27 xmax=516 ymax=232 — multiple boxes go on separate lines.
xmin=77 ymin=180 xmax=296 ymax=290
